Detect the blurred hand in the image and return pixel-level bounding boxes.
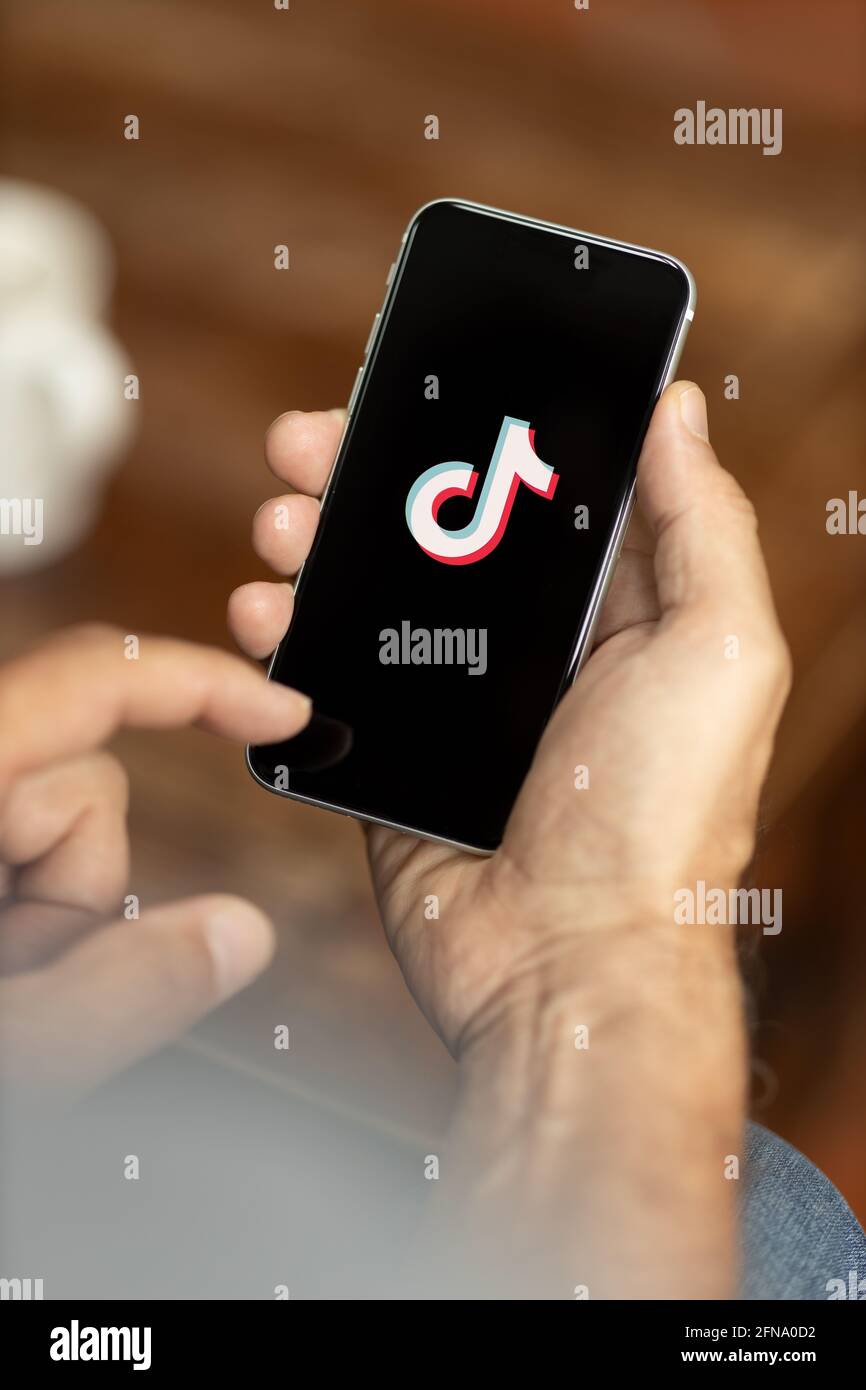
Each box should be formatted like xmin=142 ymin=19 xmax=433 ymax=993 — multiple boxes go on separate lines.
xmin=0 ymin=625 xmax=311 ymax=1101
xmin=230 ymin=384 xmax=791 ymax=1057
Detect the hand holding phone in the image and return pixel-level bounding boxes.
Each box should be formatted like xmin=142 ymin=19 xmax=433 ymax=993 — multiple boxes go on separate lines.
xmin=230 ymin=377 xmax=791 ymax=1060
xmin=230 ymin=205 xmax=791 ymax=1300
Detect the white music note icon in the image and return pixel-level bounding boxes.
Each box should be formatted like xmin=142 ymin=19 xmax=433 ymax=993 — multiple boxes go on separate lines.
xmin=405 ymin=417 xmax=559 ymax=565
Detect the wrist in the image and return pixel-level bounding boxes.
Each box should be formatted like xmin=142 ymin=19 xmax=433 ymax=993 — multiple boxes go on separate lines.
xmin=443 ymin=923 xmax=747 ymax=1297
xmin=457 ymin=913 xmax=743 ymax=1072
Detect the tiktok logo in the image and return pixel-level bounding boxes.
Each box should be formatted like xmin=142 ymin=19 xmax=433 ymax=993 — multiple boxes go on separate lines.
xmin=405 ymin=416 xmax=559 ymax=565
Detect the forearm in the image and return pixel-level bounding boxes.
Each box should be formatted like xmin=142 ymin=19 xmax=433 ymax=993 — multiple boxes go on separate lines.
xmin=437 ymin=926 xmax=747 ymax=1299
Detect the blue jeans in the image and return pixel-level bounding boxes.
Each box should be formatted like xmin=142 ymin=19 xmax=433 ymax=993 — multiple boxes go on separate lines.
xmin=741 ymin=1121 xmax=866 ymax=1299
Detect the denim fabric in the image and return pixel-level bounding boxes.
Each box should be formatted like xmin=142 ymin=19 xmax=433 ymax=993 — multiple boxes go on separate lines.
xmin=741 ymin=1121 xmax=866 ymax=1299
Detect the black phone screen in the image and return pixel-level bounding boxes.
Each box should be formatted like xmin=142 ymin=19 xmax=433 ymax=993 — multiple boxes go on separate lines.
xmin=249 ymin=201 xmax=691 ymax=851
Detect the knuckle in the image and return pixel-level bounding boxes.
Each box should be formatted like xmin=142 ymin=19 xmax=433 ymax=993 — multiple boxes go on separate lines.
xmin=747 ymin=625 xmax=793 ymax=700
xmin=724 ymin=821 xmax=758 ymax=879
xmin=773 ymin=632 xmax=794 ymax=700
xmin=728 ymin=489 xmax=759 ymax=528
xmin=715 ymin=469 xmax=758 ymax=522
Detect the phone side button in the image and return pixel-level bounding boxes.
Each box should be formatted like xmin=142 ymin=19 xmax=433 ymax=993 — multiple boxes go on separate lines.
xmin=347 ymin=366 xmax=364 ymax=416
xmin=385 ymin=260 xmax=396 ymax=287
xmin=363 ymin=313 xmax=380 ymax=357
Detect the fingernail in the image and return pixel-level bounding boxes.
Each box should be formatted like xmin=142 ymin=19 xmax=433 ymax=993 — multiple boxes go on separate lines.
xmin=268 ymin=409 xmax=301 ymax=431
xmin=271 ymin=685 xmax=312 ymax=719
xmin=679 ymin=386 xmax=709 ymax=442
xmin=204 ymin=901 xmax=274 ymax=1000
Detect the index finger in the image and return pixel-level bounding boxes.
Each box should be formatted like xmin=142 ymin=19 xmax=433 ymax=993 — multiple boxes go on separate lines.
xmin=0 ymin=624 xmax=310 ymax=788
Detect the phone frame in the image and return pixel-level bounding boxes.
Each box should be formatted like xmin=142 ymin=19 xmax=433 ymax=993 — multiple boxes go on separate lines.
xmin=247 ymin=197 xmax=697 ymax=855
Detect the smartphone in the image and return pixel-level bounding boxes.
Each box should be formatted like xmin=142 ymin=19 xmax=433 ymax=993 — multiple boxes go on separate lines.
xmin=248 ymin=198 xmax=695 ymax=853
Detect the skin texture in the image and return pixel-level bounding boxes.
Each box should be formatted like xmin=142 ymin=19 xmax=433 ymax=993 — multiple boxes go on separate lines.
xmin=0 ymin=630 xmax=312 ymax=1097
xmin=230 ymin=385 xmax=790 ymax=1054
xmin=227 ymin=382 xmax=792 ymax=1296
xmin=0 ymin=382 xmax=790 ymax=1296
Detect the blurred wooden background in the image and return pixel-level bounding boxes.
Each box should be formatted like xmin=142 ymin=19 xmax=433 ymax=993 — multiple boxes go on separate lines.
xmin=2 ymin=0 xmax=865 ymax=1220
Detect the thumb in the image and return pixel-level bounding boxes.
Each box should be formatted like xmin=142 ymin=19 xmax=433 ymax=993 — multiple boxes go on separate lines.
xmin=0 ymin=894 xmax=275 ymax=1099
xmin=637 ymin=381 xmax=777 ymax=624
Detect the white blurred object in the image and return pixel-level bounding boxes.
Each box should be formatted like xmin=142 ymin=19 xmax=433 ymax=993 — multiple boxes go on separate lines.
xmin=0 ymin=180 xmax=135 ymax=573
